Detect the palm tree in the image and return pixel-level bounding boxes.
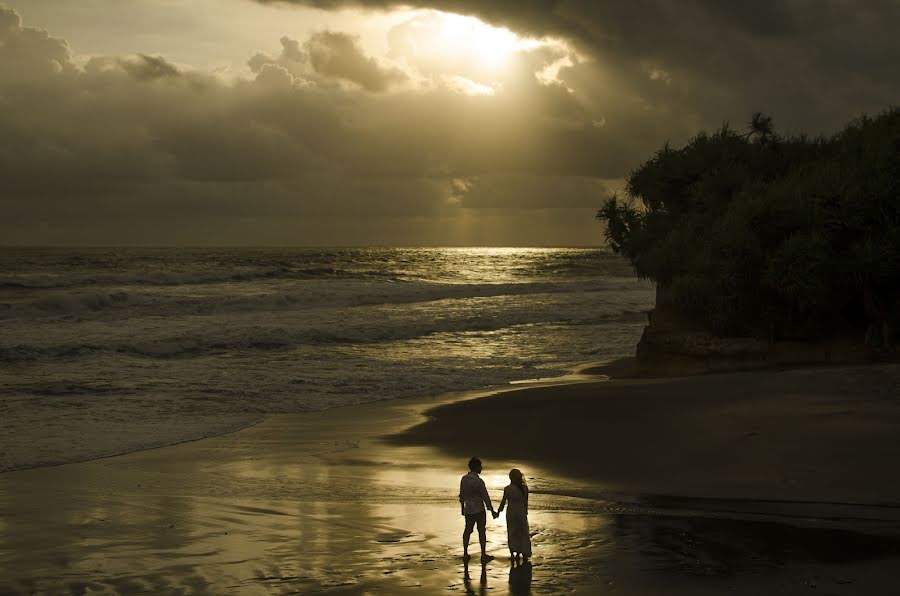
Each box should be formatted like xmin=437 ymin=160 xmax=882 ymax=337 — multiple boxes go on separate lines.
xmin=746 ymin=111 xmax=774 ymax=143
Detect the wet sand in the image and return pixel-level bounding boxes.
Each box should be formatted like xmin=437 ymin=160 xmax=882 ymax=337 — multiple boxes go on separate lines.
xmin=2 ymin=365 xmax=900 ymax=594
xmin=398 ymin=364 xmax=900 ymax=504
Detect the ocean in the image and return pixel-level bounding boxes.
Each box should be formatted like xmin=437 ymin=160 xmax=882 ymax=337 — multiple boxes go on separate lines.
xmin=0 ymin=247 xmax=654 ymax=472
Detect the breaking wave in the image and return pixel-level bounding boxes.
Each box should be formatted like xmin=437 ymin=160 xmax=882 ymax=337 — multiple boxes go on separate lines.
xmin=0 ymin=278 xmax=646 ymax=321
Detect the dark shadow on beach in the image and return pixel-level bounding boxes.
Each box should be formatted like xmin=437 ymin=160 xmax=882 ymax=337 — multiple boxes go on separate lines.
xmin=606 ymin=512 xmax=900 ymax=581
xmin=463 ymin=560 xmax=488 ymax=596
xmin=508 ymin=559 xmax=532 ymax=595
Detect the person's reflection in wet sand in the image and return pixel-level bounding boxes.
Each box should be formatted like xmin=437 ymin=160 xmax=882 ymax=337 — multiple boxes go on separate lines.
xmin=462 ymin=560 xmax=488 ymax=596
xmin=508 ymin=558 xmax=532 ymax=595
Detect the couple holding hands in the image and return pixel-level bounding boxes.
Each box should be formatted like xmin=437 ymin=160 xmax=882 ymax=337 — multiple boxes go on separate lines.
xmin=459 ymin=456 xmax=532 ymax=563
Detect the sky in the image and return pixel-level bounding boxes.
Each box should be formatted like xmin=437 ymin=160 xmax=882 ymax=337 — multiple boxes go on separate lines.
xmin=2 ymin=1 xmax=899 ymax=246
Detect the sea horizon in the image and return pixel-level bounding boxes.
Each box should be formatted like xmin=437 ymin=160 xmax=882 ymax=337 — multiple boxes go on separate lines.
xmin=0 ymin=244 xmax=612 ymax=250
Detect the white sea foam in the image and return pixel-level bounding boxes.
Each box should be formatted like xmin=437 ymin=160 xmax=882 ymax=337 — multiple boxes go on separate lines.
xmin=0 ymin=277 xmax=642 ymax=321
xmin=0 ymin=265 xmax=313 ymax=289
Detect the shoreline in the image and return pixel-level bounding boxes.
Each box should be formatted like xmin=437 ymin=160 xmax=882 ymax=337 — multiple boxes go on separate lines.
xmin=0 ymin=358 xmax=623 ymax=476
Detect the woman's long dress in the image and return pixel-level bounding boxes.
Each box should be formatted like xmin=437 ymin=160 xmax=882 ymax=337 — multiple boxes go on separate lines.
xmin=503 ymin=484 xmax=531 ymax=556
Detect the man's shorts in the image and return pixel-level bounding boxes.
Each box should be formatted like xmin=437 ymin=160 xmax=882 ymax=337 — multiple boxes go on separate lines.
xmin=464 ymin=511 xmax=487 ymax=535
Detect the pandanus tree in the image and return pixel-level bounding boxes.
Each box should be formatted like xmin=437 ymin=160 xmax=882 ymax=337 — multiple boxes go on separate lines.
xmin=747 ymin=111 xmax=775 ymax=143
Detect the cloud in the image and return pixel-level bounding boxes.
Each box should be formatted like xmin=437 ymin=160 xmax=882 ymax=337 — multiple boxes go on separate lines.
xmin=248 ymin=31 xmax=406 ymax=92
xmin=0 ymin=5 xmax=73 ymax=82
xmin=451 ymin=175 xmax=615 ymax=209
xmin=118 ymin=54 xmax=181 ymax=80
xmin=305 ymin=31 xmax=406 ymax=91
xmin=248 ymin=36 xmax=311 ymax=82
xmin=0 ymin=4 xmax=629 ymax=245
xmin=0 ymin=3 xmax=19 ymax=31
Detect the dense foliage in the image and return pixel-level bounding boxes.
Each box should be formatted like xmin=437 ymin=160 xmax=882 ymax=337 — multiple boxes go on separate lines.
xmin=598 ymin=109 xmax=900 ymax=342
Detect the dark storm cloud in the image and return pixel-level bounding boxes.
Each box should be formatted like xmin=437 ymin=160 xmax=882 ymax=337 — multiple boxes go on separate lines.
xmin=257 ymin=0 xmax=900 ymax=132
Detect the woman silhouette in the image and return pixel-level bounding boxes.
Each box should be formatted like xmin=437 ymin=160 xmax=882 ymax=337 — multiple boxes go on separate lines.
xmin=496 ymin=468 xmax=531 ymax=560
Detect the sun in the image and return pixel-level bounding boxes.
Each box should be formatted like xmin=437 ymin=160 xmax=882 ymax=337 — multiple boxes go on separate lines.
xmin=392 ymin=11 xmax=542 ymax=75
xmin=433 ymin=13 xmax=529 ymax=70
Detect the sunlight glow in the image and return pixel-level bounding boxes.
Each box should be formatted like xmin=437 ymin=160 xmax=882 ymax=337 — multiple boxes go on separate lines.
xmin=433 ymin=13 xmax=535 ymax=70
xmin=393 ymin=11 xmax=545 ymax=76
xmin=379 ymin=9 xmax=575 ymax=95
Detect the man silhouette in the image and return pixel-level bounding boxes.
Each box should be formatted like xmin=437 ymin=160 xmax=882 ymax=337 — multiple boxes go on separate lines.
xmin=459 ymin=456 xmax=496 ymax=563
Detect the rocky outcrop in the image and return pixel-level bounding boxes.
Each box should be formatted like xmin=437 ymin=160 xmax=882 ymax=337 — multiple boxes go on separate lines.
xmin=635 ymin=323 xmax=873 ymax=377
xmin=634 ymin=288 xmax=884 ymax=377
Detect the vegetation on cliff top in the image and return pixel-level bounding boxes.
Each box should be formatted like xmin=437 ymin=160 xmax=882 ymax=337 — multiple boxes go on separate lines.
xmin=597 ymin=109 xmax=900 ymax=343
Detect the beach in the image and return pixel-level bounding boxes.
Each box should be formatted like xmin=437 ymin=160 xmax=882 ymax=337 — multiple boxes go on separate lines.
xmin=3 ymin=364 xmax=900 ymax=595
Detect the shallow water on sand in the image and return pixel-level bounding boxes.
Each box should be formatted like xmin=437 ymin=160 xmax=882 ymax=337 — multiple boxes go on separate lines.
xmin=2 ymin=394 xmax=900 ymax=595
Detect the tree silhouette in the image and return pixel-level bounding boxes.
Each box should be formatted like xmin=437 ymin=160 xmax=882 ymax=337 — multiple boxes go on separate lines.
xmin=747 ymin=111 xmax=774 ymax=143
xmin=597 ymin=109 xmax=900 ymax=342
